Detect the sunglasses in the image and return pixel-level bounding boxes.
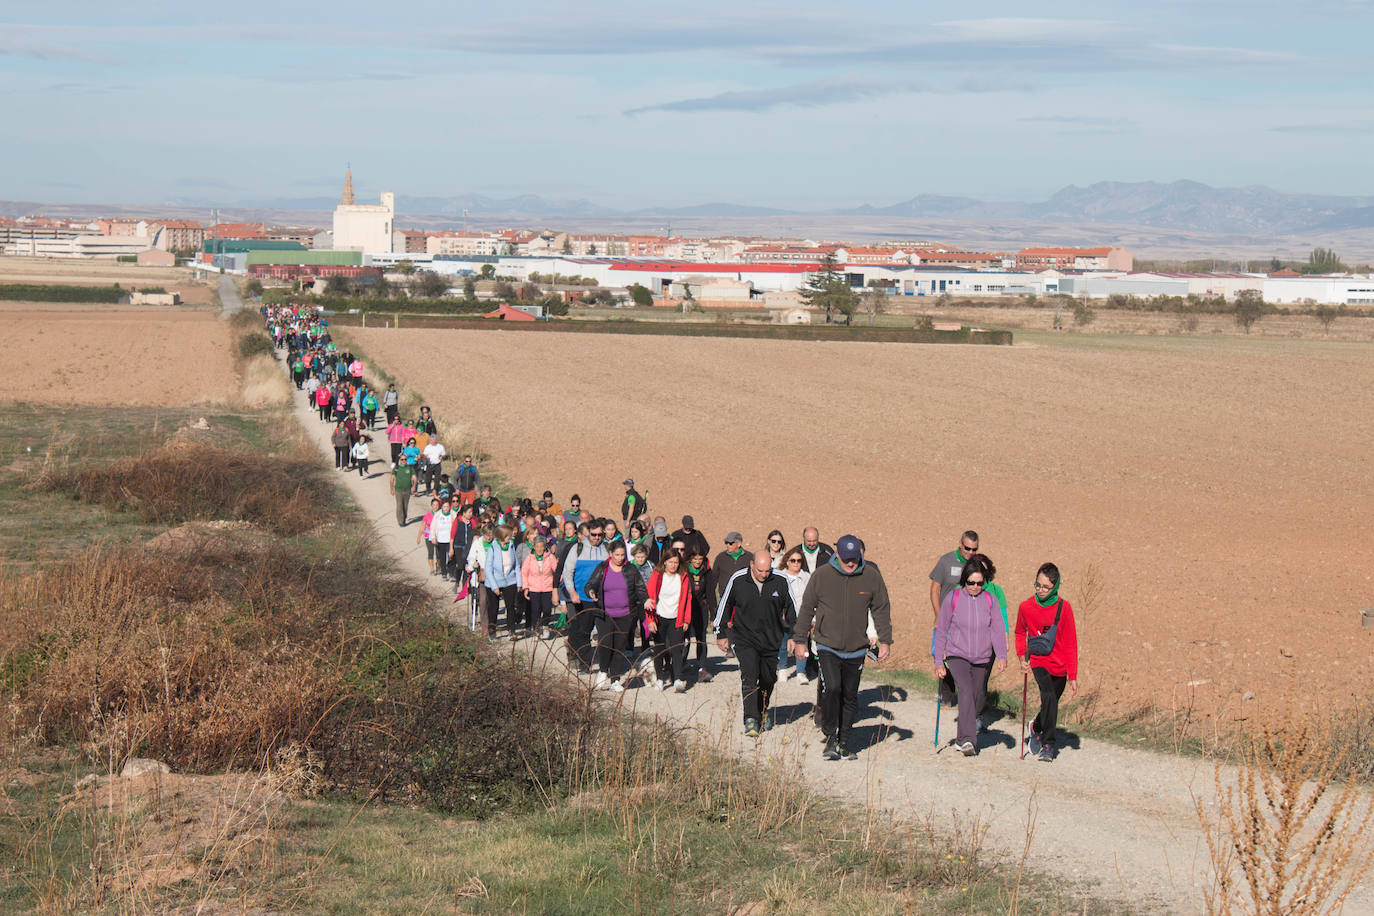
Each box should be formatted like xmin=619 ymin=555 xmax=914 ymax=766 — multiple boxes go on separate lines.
xmin=785 ymin=558 xmax=803 ymax=565
xmin=966 ymin=579 xmax=985 ymax=587
xmin=768 ymin=539 xmax=783 ymax=545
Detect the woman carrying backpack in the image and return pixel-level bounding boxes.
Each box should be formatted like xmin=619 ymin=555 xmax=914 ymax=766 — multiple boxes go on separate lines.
xmin=933 ymin=558 xmax=1009 ymax=756
xmin=1015 ymin=562 xmax=1079 ymax=763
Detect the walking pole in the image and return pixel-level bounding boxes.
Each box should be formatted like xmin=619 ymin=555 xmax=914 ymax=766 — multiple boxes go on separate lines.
xmin=1020 ymin=669 xmax=1029 ymax=760
xmin=934 ymin=689 xmax=942 ymax=748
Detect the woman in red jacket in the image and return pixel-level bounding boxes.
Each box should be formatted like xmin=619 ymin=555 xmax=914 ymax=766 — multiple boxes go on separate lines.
xmin=646 ymin=548 xmax=692 ymax=692
xmin=1014 ymin=562 xmax=1078 ymax=763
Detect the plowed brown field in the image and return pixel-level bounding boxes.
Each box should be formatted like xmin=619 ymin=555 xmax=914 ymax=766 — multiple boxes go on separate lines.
xmin=0 ymin=306 xmax=235 ymax=406
xmin=343 ymin=326 xmax=1374 ymax=717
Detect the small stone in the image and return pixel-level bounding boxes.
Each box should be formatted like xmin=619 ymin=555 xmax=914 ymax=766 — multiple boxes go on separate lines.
xmin=1242 ymin=692 xmax=1255 ymax=702
xmin=121 ymin=758 xmax=170 ymax=778
xmin=1279 ymin=647 xmax=1294 ymax=658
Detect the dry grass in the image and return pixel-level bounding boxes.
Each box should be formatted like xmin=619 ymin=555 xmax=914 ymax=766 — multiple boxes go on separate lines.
xmin=1195 ymin=688 xmax=1374 ymax=915
xmin=36 ymin=440 xmax=329 ymax=536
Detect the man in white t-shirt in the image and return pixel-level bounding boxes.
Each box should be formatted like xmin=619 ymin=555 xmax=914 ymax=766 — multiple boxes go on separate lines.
xmin=421 ymin=435 xmax=447 ymax=495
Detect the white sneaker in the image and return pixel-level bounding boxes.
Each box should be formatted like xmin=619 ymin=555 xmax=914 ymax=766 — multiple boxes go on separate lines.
xmin=674 ymin=680 xmax=687 ymax=693
xmin=593 ymin=673 xmax=608 ymax=690
xmin=796 ymin=674 xmax=809 ymax=685
xmin=783 ymin=668 xmax=796 ymax=680
xmin=608 ymin=680 xmax=625 ymax=693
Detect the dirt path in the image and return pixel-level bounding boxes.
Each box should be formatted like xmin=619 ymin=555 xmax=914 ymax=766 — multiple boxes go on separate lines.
xmin=285 ymin=375 xmax=1373 ymax=915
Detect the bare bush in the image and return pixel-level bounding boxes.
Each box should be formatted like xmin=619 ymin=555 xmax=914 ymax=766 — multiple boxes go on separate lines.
xmin=1196 ymin=692 xmax=1374 ymax=915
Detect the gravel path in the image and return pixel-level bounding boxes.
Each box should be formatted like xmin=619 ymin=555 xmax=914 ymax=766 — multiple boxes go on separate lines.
xmin=285 ymin=377 xmax=1373 ymax=916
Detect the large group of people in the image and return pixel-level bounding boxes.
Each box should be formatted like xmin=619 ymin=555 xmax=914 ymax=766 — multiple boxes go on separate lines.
xmin=266 ymin=303 xmax=1081 ymax=763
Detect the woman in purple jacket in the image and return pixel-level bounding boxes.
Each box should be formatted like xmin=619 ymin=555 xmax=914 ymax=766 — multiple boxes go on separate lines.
xmin=934 ymin=561 xmax=1009 ymax=756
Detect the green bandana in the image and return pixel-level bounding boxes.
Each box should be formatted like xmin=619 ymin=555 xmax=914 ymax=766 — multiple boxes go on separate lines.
xmin=1035 ymin=580 xmax=1061 ymax=607
xmin=727 ymin=548 xmax=744 ymax=560
xmin=956 ymin=548 xmax=969 ymax=564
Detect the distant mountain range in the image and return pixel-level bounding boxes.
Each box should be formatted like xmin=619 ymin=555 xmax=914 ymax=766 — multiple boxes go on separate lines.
xmin=7 ymin=180 xmax=1374 ymax=236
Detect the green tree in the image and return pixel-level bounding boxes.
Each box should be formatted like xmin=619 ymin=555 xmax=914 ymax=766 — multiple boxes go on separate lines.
xmin=588 ymin=244 xmax=598 ymax=255
xmin=561 ymin=237 xmax=572 ymax=255
xmin=323 ymin=274 xmax=353 ymax=296
xmin=628 ymin=283 xmax=654 ymax=307
xmin=372 ymin=275 xmax=395 ymax=298
xmin=1313 ymin=304 xmax=1343 ymax=332
xmin=1072 ymin=299 xmax=1097 ymax=327
xmin=540 ymin=294 xmax=569 ymax=316
xmin=243 ymin=278 xmax=264 ymax=298
xmin=799 ymin=253 xmax=857 ymax=319
xmin=416 ymin=271 xmax=451 ymax=298
xmin=479 ymin=264 xmax=496 ymax=280
xmin=462 ymin=277 xmax=477 ymax=300
xmin=1302 ymin=247 xmax=1347 ymax=275
xmin=1234 ymin=289 xmax=1267 ymax=333
xmin=492 ymin=281 xmax=518 ymax=301
xmin=395 ymin=259 xmax=416 ymax=275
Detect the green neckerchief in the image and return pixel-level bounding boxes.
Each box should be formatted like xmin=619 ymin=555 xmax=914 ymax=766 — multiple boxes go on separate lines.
xmin=1035 ymin=580 xmax=1061 ymax=607
xmin=956 ymin=548 xmax=969 ymax=564
xmin=727 ymin=548 xmax=744 ymax=560
xmin=627 ymin=535 xmax=644 ymax=548
xmin=803 ymin=545 xmax=818 ymax=553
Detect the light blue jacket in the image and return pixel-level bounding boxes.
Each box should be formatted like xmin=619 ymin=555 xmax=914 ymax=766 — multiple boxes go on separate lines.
xmin=484 ymin=542 xmax=521 ymax=589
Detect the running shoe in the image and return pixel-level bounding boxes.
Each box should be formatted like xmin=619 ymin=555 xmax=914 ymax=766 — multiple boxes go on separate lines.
xmin=744 ymin=719 xmax=760 ymax=738
xmin=608 ymin=680 xmax=625 ymax=693
xmin=841 ymin=745 xmax=858 ymax=761
xmin=958 ymin=740 xmax=977 ymax=757
xmin=1037 ymin=743 xmax=1058 ymax=762
xmin=697 ymin=669 xmax=714 ymax=683
xmin=593 ymin=673 xmax=608 ymax=690
xmin=1026 ymin=734 xmax=1042 ymax=757
xmin=673 ymin=680 xmax=687 ymax=693
xmin=822 ymin=740 xmax=842 ymax=761
xmin=796 ymin=674 xmax=809 ymax=685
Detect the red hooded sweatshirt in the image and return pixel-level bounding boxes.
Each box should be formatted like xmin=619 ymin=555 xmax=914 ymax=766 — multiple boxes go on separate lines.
xmin=1013 ymin=597 xmax=1078 ymax=680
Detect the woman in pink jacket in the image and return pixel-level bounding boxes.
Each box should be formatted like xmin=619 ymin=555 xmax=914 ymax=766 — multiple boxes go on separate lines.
xmin=645 ymin=548 xmax=692 ymax=692
xmin=520 ymin=535 xmax=560 ymax=639
xmin=386 ymin=416 xmax=406 ymax=468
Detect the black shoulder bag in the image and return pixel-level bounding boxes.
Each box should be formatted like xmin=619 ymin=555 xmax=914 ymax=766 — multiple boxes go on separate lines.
xmin=1025 ymin=600 xmax=1063 ymax=658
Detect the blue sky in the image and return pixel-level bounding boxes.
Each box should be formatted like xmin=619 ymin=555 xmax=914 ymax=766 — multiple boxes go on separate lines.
xmin=3 ymin=1 xmax=1372 ymax=209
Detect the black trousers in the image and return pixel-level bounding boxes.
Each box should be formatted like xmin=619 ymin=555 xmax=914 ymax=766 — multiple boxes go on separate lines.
xmin=527 ymin=591 xmax=553 ymax=630
xmin=817 ymin=650 xmax=865 ymax=747
xmin=1031 ymin=667 xmax=1068 ymax=742
xmin=735 ymin=642 xmax=779 ymax=725
xmin=433 ymin=541 xmax=451 ymax=578
xmin=595 ymin=613 xmax=635 ymax=679
xmin=651 ymin=617 xmax=686 ymax=683
xmin=486 ymin=584 xmax=518 ymax=634
xmin=686 ymin=605 xmax=708 ymax=667
xmin=333 ymin=446 xmax=349 ymax=469
xmin=567 ymin=602 xmax=595 ymax=672
xmin=390 ymin=442 xmax=402 ymax=464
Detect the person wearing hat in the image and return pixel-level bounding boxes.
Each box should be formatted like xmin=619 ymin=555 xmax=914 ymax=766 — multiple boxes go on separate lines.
xmin=646 ymin=517 xmax=673 ymax=566
xmin=671 ymin=516 xmax=710 ymax=559
xmin=621 ymin=478 xmax=646 ymax=524
xmin=712 ymin=533 xmax=751 ymax=606
xmin=793 ymin=534 xmax=893 ymax=761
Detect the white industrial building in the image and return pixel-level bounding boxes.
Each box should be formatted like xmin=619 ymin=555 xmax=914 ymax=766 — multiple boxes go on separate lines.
xmin=355 ymin=251 xmax=1374 ymax=307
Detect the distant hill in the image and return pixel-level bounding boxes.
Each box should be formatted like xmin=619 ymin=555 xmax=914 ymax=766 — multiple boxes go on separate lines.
xmin=7 ymin=180 xmax=1374 ymax=241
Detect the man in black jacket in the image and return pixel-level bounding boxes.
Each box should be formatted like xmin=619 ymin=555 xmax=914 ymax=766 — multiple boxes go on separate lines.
xmin=798 ymin=526 xmax=834 ymax=573
xmin=671 ymin=515 xmax=711 ymax=559
xmin=714 ymin=551 xmax=796 ymax=738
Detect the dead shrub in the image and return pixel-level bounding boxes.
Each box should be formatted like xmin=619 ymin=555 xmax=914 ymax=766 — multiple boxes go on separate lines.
xmin=40 ymin=442 xmax=328 ymax=535
xmin=1196 ymin=690 xmax=1374 ymax=915
xmin=0 ymin=536 xmax=598 ymax=817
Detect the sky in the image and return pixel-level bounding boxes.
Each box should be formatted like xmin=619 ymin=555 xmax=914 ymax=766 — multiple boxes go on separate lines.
xmin=3 ymin=1 xmax=1373 ymax=210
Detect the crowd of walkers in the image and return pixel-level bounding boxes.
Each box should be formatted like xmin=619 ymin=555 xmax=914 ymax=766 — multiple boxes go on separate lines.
xmin=266 ymin=304 xmax=1081 ymax=763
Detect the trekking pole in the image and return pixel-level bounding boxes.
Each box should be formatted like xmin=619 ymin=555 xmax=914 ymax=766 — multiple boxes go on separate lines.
xmin=1019 ymin=671 xmax=1031 ymax=759
xmin=934 ymin=690 xmax=942 ymax=748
